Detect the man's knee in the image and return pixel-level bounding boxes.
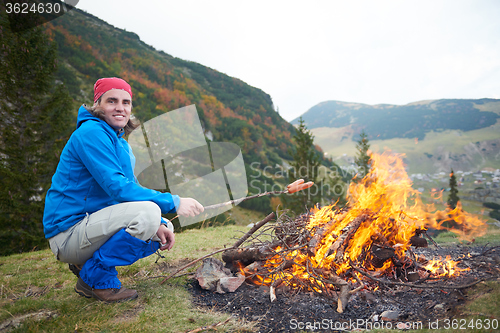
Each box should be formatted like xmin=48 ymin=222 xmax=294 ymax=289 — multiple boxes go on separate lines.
xmin=126 ymin=201 xmax=161 ymax=240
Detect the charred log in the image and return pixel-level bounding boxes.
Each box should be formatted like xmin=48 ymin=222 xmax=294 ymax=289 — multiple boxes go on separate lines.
xmin=410 ymin=234 xmax=428 ymax=248
xmin=333 ymin=214 xmax=368 ymax=263
xmin=370 ymin=244 xmax=396 ymax=268
xmin=308 ymin=218 xmax=337 ymax=256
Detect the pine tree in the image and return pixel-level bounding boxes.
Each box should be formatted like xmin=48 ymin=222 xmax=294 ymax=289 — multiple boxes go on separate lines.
xmin=0 ymin=13 xmax=74 ymax=255
xmin=284 ymin=117 xmax=321 ymax=215
xmin=354 ymin=130 xmax=371 ymax=181
xmin=447 ymin=169 xmax=460 ymax=210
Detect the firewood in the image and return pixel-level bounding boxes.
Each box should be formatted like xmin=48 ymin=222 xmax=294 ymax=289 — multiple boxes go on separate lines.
xmin=350 ymin=261 xmax=485 ymax=290
xmin=270 ymin=278 xmax=283 ymax=302
xmin=410 ymin=235 xmax=428 ymax=248
xmin=308 ymin=214 xmax=344 ymax=255
xmin=305 ymin=264 xmax=351 ymax=313
xmin=222 ymin=246 xmax=272 ymax=266
xmin=332 ymin=214 xmax=368 ymax=263
xmin=423 ymin=230 xmax=440 ymax=248
xmin=160 ymin=247 xmax=232 ymax=285
xmin=371 ymin=244 xmax=396 ymax=268
xmin=232 ymin=212 xmax=275 ymax=248
xmin=370 ymin=231 xmax=391 ymax=248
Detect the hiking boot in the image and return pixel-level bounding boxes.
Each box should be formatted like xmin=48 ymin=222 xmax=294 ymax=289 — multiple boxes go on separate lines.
xmin=74 ymin=277 xmax=138 ymax=303
xmin=69 ymin=264 xmax=82 ymax=278
xmin=74 ymin=277 xmax=92 ymax=298
xmin=91 ymin=286 xmax=138 ymax=303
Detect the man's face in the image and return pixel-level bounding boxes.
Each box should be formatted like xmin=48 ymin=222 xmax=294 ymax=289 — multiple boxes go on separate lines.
xmin=96 ymin=89 xmax=132 ymax=131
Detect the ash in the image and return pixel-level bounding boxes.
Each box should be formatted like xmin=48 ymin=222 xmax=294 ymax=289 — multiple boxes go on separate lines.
xmin=189 ymin=244 xmax=499 ymax=332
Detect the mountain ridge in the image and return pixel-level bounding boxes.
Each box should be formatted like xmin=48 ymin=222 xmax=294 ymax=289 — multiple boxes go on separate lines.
xmin=292 ymin=98 xmax=500 ymax=141
xmin=298 ymin=99 xmax=500 ymax=173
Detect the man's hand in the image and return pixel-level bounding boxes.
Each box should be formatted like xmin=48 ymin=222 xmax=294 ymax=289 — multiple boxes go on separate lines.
xmin=156 ymin=224 xmax=175 ymax=251
xmin=177 ymin=197 xmax=204 ymax=217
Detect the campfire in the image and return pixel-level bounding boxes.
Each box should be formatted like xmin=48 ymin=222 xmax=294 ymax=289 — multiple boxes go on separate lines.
xmin=216 ymin=151 xmax=488 ymax=313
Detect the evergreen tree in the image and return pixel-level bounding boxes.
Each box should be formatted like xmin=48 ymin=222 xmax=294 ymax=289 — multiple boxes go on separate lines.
xmin=354 ymin=130 xmax=371 ymax=181
xmin=447 ymin=169 xmax=460 ymax=210
xmin=0 ymin=12 xmax=74 ymax=255
xmin=284 ymin=117 xmax=321 ymax=215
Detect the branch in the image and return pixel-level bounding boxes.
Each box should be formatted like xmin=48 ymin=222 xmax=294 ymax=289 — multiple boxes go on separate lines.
xmin=232 ymin=212 xmax=275 ymax=248
xmin=159 ymin=247 xmax=233 ymax=285
xmin=350 ymin=261 xmax=484 ymax=290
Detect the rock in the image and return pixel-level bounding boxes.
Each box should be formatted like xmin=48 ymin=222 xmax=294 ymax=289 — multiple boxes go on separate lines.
xmin=380 ymin=310 xmax=399 ymax=321
xmin=216 ymin=273 xmax=246 ymax=293
xmin=195 ymin=257 xmax=246 ymax=293
xmin=434 ymin=303 xmax=445 ymax=310
xmin=195 ymin=258 xmax=232 ymax=291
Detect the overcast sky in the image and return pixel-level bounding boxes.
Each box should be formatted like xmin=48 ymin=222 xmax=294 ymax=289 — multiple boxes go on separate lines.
xmin=75 ymin=0 xmax=500 ymax=122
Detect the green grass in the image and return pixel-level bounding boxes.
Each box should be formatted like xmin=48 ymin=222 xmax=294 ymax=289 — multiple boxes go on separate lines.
xmin=0 ymin=225 xmax=257 ymax=333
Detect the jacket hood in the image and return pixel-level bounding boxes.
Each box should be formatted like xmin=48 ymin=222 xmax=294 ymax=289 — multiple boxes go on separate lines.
xmin=77 ymin=105 xmax=99 ymax=129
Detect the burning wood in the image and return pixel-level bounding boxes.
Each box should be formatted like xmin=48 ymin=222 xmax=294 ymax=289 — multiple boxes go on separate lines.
xmin=221 ymin=151 xmax=488 ymax=313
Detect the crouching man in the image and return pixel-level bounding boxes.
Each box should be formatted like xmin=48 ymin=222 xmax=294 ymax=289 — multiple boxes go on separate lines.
xmin=43 ymin=77 xmax=204 ymax=302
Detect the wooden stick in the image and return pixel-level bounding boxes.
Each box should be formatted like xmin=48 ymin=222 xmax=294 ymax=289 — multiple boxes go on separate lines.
xmin=204 ymin=191 xmax=285 ymax=210
xmin=308 ymin=216 xmax=340 ymax=256
xmin=203 ymin=180 xmax=313 ymax=211
xmin=159 ymin=247 xmax=233 ymax=285
xmin=423 ymin=231 xmax=440 ymax=248
xmin=232 ymin=212 xmax=275 ymax=248
xmin=333 ymin=214 xmax=367 ymax=263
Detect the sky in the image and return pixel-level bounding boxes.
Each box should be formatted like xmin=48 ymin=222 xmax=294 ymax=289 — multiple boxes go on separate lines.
xmin=74 ymin=0 xmax=500 ymax=122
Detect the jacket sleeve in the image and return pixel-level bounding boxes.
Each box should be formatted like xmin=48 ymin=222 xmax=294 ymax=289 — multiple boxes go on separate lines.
xmin=73 ymin=124 xmax=179 ymax=214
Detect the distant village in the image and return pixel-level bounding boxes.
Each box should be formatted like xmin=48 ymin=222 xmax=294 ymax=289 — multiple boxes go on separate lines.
xmin=410 ymin=168 xmax=500 ymax=205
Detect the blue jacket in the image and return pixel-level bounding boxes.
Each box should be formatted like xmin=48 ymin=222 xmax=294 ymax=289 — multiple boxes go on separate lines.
xmin=43 ymin=105 xmax=179 ymax=239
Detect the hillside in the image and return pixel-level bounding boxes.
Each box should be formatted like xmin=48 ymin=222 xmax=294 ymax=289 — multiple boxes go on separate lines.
xmin=294 ymin=99 xmax=500 ymax=173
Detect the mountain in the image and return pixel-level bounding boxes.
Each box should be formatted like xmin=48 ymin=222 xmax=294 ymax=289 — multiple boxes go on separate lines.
xmin=293 ymin=99 xmax=500 ymax=174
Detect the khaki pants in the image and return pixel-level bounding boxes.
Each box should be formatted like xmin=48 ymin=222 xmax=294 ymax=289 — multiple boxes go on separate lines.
xmin=48 ymin=201 xmax=171 ymax=265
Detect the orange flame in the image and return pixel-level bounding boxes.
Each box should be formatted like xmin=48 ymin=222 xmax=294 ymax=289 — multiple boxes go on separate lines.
xmin=246 ymin=151 xmax=485 ymax=287
xmin=423 ymin=256 xmax=470 ymax=277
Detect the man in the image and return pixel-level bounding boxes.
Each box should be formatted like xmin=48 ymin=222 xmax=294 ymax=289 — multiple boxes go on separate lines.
xmin=43 ymin=77 xmax=204 ymax=302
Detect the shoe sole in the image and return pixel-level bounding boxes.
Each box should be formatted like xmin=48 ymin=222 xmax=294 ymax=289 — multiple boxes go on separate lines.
xmin=74 ymin=285 xmax=92 ymax=298
xmin=92 ymin=292 xmax=139 ymax=303
xmin=74 ymin=279 xmax=138 ymax=303
xmin=74 ymin=279 xmax=93 ymax=298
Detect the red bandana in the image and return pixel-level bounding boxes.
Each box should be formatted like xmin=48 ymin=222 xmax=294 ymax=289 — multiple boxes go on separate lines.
xmin=93 ymin=77 xmax=133 ymax=103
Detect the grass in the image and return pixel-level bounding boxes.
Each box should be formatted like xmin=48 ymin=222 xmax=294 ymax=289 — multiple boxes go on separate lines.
xmin=0 ymin=211 xmax=498 ymax=332
xmin=0 ymin=224 xmax=257 ymax=333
